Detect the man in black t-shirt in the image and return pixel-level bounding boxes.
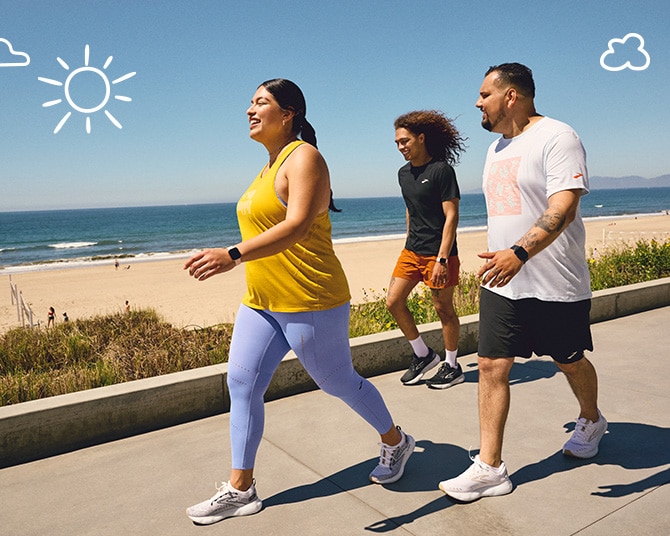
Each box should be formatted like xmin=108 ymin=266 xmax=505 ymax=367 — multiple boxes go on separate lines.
xmin=387 ymin=110 xmax=466 ymax=388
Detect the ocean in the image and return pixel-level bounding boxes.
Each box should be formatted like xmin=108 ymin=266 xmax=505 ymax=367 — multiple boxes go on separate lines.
xmin=2 ymin=187 xmax=670 ymax=273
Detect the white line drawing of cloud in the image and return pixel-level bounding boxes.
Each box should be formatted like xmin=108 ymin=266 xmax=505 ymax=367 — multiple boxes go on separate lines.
xmin=600 ymin=33 xmax=650 ymax=72
xmin=0 ymin=38 xmax=30 ymax=67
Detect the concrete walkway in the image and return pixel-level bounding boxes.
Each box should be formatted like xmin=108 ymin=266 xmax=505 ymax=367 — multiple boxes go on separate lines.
xmin=2 ymin=306 xmax=669 ymax=535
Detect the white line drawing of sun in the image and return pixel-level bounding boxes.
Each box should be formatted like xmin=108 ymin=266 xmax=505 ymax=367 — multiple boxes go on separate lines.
xmin=38 ymin=44 xmax=136 ymax=134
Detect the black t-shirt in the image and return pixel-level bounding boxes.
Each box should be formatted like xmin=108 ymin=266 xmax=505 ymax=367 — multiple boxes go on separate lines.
xmin=398 ymin=159 xmax=460 ymax=256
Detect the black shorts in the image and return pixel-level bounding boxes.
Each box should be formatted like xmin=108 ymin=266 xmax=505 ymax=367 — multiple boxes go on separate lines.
xmin=478 ymin=288 xmax=593 ymax=364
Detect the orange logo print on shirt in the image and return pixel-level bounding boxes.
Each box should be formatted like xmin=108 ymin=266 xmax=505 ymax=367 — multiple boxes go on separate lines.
xmin=486 ymin=157 xmax=522 ymax=216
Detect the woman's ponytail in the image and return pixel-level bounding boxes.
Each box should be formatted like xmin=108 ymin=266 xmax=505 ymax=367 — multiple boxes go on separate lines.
xmin=299 ymin=117 xmax=317 ymax=148
xmin=261 ymin=78 xmax=340 ymax=212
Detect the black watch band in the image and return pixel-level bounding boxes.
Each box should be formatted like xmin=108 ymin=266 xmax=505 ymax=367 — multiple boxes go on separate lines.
xmin=510 ymin=245 xmax=528 ymax=264
xmin=437 ymin=257 xmax=448 ymax=265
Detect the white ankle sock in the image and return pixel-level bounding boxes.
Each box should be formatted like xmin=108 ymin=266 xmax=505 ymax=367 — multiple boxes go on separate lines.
xmin=478 ymin=457 xmax=504 ymax=473
xmin=409 ymin=337 xmax=429 ymax=357
xmin=445 ymin=349 xmax=458 ymax=367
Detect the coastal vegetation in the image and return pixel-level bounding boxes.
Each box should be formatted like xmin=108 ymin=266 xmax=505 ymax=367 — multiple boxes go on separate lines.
xmin=1 ymin=238 xmax=669 ymax=406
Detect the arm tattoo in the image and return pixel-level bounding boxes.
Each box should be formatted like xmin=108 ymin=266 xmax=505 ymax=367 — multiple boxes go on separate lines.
xmin=519 ymin=210 xmax=567 ymax=249
xmin=534 ymin=211 xmax=566 ymax=234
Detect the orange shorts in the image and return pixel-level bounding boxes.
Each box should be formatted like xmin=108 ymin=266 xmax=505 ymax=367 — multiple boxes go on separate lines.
xmin=392 ymin=248 xmax=460 ymax=289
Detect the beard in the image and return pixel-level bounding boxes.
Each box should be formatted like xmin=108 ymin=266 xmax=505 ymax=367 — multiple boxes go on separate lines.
xmin=481 ymin=108 xmax=505 ymax=132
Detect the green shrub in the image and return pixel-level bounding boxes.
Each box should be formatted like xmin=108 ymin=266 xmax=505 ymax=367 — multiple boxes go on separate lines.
xmin=589 ymin=239 xmax=670 ymax=290
xmin=349 ymin=271 xmax=480 ymax=338
xmin=2 ymin=238 xmax=669 ymax=405
xmin=0 ymin=310 xmax=231 ymax=405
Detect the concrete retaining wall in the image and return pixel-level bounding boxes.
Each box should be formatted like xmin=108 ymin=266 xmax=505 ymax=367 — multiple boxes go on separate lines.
xmin=1 ymin=278 xmax=669 ymax=468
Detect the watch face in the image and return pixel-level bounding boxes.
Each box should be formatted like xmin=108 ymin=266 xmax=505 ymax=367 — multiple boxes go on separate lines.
xmin=228 ymin=247 xmax=241 ymax=260
xmin=512 ymin=246 xmax=528 ymax=262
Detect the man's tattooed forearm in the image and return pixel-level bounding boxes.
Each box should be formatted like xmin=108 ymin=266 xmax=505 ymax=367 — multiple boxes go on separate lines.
xmin=518 ymin=211 xmax=566 ymax=249
xmin=535 ymin=211 xmax=566 ymax=234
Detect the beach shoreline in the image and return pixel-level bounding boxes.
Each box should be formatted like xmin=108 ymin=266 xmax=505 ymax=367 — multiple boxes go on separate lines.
xmin=2 ymin=213 xmax=669 ymax=333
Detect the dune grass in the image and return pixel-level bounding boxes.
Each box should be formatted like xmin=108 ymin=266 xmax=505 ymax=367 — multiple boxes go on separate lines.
xmin=0 ymin=310 xmax=232 ymax=405
xmin=349 ymin=271 xmax=481 ymax=338
xmin=2 ymin=238 xmax=669 ymax=405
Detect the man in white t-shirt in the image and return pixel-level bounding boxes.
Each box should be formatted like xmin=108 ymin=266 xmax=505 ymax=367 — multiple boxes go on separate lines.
xmin=439 ymin=63 xmax=607 ymax=502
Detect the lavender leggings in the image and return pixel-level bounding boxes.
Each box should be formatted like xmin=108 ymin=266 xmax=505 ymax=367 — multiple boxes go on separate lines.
xmin=227 ymin=302 xmax=394 ymax=469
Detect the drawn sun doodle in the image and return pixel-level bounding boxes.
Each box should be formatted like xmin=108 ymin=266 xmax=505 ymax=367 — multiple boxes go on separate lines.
xmin=38 ymin=44 xmax=136 ymax=134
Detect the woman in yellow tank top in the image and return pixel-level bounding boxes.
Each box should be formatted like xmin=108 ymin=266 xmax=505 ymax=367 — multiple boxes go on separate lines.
xmin=184 ymin=79 xmax=414 ymax=525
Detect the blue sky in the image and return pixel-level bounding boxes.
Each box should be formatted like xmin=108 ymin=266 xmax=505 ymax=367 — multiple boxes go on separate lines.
xmin=0 ymin=0 xmax=668 ymax=211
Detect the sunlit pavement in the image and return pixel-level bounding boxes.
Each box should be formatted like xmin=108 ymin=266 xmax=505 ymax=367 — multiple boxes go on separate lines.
xmin=1 ymin=307 xmax=668 ymax=536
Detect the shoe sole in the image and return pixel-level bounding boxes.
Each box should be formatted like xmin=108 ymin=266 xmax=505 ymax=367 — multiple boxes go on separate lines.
xmin=187 ymin=499 xmax=263 ymax=525
xmin=401 ymin=356 xmax=440 ymax=385
xmin=369 ymin=434 xmax=416 ymax=484
xmin=426 ymin=374 xmax=465 ymax=390
xmin=439 ymin=480 xmax=513 ymax=502
xmin=562 ymin=447 xmax=598 ymax=459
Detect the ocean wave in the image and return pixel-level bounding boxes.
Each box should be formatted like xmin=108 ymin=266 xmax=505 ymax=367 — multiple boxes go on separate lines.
xmin=332 ymin=225 xmax=488 ymax=245
xmin=48 ymin=241 xmax=98 ymax=250
xmin=333 ymin=233 xmax=404 ymax=244
xmin=0 ymin=249 xmax=197 ymax=274
xmin=582 ymin=211 xmax=669 ymax=223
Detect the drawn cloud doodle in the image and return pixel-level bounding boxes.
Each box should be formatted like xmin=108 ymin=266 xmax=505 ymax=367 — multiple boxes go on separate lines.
xmin=0 ymin=38 xmax=30 ymax=67
xmin=600 ymin=33 xmax=650 ymax=72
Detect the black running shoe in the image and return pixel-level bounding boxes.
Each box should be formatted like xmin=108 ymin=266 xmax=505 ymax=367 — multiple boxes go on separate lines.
xmin=426 ymin=362 xmax=465 ymax=389
xmin=400 ymin=348 xmax=440 ymax=385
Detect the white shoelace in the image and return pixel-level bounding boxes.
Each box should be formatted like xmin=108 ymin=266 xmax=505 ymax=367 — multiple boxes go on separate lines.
xmin=210 ymin=482 xmax=233 ymax=504
xmin=377 ymin=436 xmax=405 ymax=467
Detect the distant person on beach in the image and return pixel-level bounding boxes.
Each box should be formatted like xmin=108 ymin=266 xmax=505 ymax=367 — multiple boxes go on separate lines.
xmin=439 ymin=63 xmax=607 ymax=502
xmin=184 ymin=78 xmax=414 ymax=525
xmin=47 ymin=307 xmax=55 ymax=328
xmin=387 ymin=110 xmax=467 ymax=389
xmin=114 ymin=259 xmax=119 ymax=270
xmin=62 ymin=312 xmax=69 ymax=322
xmin=125 ymin=300 xmax=130 ymax=313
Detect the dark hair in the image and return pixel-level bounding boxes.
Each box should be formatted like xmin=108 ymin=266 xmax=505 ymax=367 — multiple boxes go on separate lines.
xmin=485 ymin=63 xmax=535 ymax=98
xmin=260 ymin=78 xmax=341 ymax=212
xmin=260 ymin=78 xmax=317 ymax=148
xmin=394 ymin=110 xmax=466 ymax=165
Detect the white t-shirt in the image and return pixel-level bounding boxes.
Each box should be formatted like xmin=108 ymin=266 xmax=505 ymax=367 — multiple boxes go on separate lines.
xmin=482 ymin=117 xmax=592 ymax=302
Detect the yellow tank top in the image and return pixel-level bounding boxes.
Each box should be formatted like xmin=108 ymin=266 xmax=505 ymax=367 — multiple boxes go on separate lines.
xmin=237 ymin=140 xmax=351 ymax=312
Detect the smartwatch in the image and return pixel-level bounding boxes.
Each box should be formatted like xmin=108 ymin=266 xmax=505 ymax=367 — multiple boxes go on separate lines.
xmin=510 ymin=245 xmax=529 ymax=264
xmin=227 ymin=246 xmax=242 ymax=266
xmin=437 ymin=257 xmax=448 ymax=265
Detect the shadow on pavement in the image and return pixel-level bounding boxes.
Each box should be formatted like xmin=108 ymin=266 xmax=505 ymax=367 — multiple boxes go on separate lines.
xmin=463 ymin=358 xmax=560 ymax=386
xmin=510 ymin=421 xmax=670 ymax=496
xmin=263 ymin=440 xmax=470 ymax=532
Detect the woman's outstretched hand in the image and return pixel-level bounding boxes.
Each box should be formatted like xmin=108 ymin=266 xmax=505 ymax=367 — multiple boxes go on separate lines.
xmin=184 ymin=248 xmax=236 ymax=281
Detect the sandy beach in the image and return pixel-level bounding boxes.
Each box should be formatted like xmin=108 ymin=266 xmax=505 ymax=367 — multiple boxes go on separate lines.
xmin=2 ymin=214 xmax=669 ymax=333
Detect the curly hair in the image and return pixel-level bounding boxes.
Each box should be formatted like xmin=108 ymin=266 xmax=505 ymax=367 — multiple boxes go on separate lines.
xmin=394 ymin=110 xmax=466 ymax=165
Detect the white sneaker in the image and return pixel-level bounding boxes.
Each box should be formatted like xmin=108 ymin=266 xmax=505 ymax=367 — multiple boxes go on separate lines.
xmin=186 ymin=480 xmax=262 ymax=525
xmin=563 ymin=410 xmax=607 ymax=459
xmin=369 ymin=427 xmax=415 ymax=484
xmin=439 ymin=455 xmax=513 ymax=502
